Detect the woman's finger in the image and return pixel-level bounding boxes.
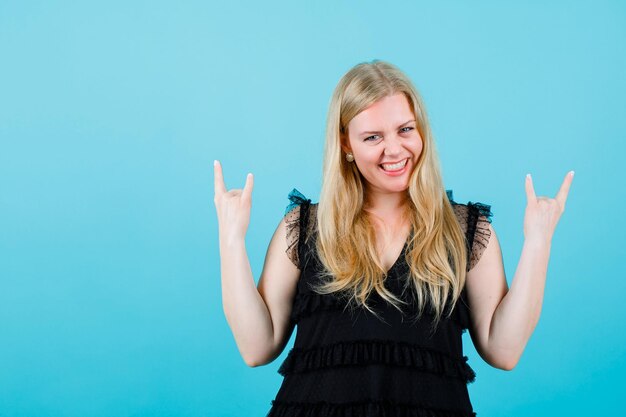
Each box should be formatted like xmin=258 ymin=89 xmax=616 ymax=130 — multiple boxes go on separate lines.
xmin=525 ymin=173 xmax=536 ymax=203
xmin=242 ymin=173 xmax=254 ymax=201
xmin=214 ymin=160 xmax=227 ymax=195
xmin=555 ymin=171 xmax=574 ymax=207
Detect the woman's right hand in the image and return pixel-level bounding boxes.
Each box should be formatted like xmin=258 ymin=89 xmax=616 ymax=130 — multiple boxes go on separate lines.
xmin=213 ymin=160 xmax=254 ymax=244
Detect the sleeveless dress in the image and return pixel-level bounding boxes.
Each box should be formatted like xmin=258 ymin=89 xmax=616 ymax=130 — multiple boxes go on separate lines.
xmin=266 ymin=189 xmax=493 ymax=417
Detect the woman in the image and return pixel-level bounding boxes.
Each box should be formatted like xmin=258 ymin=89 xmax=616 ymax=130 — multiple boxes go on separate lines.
xmin=214 ymin=60 xmax=573 ymax=416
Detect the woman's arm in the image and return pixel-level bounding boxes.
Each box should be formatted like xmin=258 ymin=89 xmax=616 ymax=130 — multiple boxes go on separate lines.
xmin=220 ymin=216 xmax=300 ymax=367
xmin=214 ymin=161 xmax=300 ymax=367
xmin=465 ymin=223 xmax=551 ymax=370
xmin=465 ymin=171 xmax=574 ymax=370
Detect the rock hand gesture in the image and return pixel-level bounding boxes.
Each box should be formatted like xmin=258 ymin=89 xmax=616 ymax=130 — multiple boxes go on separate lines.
xmin=466 ymin=170 xmax=575 ymax=370
xmin=214 ymin=160 xmax=295 ymax=368
xmin=523 ymin=171 xmax=574 ymax=244
xmin=213 ymin=160 xmax=254 ymax=245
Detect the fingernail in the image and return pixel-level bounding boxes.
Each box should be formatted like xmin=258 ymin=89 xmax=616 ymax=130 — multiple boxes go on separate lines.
xmin=570 ymin=170 xmax=575 ymax=177
xmin=526 ymin=173 xmax=531 ymax=179
xmin=214 ymin=160 xmax=218 ymax=166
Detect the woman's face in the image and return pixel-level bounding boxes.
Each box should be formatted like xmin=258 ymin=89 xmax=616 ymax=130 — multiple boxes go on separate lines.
xmin=343 ymin=93 xmax=423 ymax=196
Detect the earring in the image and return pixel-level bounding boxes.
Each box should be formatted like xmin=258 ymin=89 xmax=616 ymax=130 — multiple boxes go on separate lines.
xmin=346 ymin=152 xmax=354 ymax=162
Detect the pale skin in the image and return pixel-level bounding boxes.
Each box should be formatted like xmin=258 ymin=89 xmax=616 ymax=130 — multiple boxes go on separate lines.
xmin=214 ymin=97 xmax=574 ymax=370
xmin=215 ymin=161 xmax=301 ymax=366
xmin=465 ymin=171 xmax=574 ymax=370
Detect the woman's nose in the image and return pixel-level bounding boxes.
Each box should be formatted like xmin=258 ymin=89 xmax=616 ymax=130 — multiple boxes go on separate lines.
xmin=383 ymin=134 xmax=403 ymax=156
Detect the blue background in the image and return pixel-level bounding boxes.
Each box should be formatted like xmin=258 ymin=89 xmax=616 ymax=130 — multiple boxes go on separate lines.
xmin=1 ymin=1 xmax=624 ymax=416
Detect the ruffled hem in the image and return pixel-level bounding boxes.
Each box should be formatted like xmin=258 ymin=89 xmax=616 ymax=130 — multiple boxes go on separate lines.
xmin=290 ymin=288 xmax=351 ymax=323
xmin=291 ymin=289 xmax=471 ymax=331
xmin=268 ymin=399 xmax=476 ymax=417
xmin=278 ymin=339 xmax=476 ymax=384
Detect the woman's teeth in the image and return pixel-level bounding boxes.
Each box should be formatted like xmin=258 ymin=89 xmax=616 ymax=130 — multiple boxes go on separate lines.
xmin=381 ymin=159 xmax=407 ymax=171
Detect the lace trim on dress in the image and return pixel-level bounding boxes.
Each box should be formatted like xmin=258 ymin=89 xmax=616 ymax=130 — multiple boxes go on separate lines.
xmin=466 ymin=202 xmax=493 ymax=271
xmin=284 ymin=188 xmax=490 ymax=326
xmin=277 ymin=339 xmax=476 ymax=384
xmin=449 ymin=196 xmax=493 ymax=271
xmin=284 ymin=188 xmax=314 ymax=270
xmin=285 ymin=188 xmax=492 ymax=272
xmin=268 ymin=399 xmax=476 ymax=417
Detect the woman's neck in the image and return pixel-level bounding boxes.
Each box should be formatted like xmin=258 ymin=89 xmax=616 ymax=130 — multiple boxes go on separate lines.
xmin=363 ymin=191 xmax=410 ymax=229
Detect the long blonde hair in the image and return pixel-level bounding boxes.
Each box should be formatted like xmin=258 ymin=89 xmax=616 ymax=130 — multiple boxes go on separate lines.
xmin=313 ymin=60 xmax=468 ymax=331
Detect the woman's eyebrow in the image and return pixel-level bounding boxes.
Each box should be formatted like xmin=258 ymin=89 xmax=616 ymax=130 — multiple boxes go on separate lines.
xmin=359 ymin=119 xmax=416 ymax=135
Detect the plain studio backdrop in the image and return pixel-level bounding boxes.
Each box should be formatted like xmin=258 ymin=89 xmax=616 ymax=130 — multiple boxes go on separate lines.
xmin=1 ymin=1 xmax=624 ymax=416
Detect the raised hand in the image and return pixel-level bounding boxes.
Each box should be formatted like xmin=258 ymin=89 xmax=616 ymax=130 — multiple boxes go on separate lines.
xmin=213 ymin=160 xmax=254 ymax=244
xmin=523 ymin=171 xmax=574 ymax=244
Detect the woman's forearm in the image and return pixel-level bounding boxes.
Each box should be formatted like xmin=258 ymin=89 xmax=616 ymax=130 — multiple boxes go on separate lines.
xmin=220 ymin=237 xmax=274 ymax=366
xmin=487 ymin=171 xmax=573 ymax=369
xmin=487 ymin=237 xmax=552 ymax=368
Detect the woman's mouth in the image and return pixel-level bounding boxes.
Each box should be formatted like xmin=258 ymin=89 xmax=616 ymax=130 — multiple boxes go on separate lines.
xmin=379 ymin=158 xmax=408 ymax=172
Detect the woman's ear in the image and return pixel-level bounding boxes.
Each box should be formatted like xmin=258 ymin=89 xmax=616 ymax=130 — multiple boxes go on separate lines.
xmin=340 ymin=134 xmax=352 ymax=154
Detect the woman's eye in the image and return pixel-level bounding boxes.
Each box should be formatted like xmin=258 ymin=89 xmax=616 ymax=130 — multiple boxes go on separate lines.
xmin=401 ymin=127 xmax=414 ymax=133
xmin=364 ymin=135 xmax=380 ymax=142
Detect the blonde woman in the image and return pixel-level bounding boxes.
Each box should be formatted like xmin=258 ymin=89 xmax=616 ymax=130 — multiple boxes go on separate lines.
xmin=214 ymin=60 xmax=573 ymax=416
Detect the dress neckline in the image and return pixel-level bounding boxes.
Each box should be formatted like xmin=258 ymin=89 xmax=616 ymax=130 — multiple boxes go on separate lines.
xmin=384 ymin=232 xmax=412 ymax=276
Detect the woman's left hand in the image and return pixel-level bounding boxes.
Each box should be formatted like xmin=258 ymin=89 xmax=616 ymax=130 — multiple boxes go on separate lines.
xmin=523 ymin=171 xmax=574 ymax=244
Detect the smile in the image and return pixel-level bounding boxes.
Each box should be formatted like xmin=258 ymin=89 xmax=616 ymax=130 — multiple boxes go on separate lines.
xmin=380 ymin=159 xmax=408 ymax=172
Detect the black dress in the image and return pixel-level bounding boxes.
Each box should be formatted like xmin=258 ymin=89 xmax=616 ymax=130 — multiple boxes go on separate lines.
xmin=266 ymin=189 xmax=493 ymax=417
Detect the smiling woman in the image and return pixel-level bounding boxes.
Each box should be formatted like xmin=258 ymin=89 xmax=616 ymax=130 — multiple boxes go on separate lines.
xmin=342 ymin=93 xmax=423 ymax=192
xmin=214 ymin=60 xmax=573 ymax=417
